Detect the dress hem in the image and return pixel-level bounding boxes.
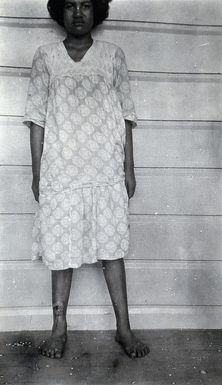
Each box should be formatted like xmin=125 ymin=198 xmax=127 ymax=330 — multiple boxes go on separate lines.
xmin=31 ymin=255 xmax=125 ymax=270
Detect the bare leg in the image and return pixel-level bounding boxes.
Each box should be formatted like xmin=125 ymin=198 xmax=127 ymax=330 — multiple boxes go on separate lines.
xmin=39 ymin=268 xmax=73 ymax=359
xmin=102 ymin=258 xmax=150 ymax=359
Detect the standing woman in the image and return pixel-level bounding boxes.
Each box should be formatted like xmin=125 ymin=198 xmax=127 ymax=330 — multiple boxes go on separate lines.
xmin=23 ymin=0 xmax=149 ymax=359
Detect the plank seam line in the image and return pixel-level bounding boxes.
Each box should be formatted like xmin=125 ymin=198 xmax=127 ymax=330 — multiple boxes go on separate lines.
xmin=0 ymin=213 xmax=221 ymax=218
xmin=0 ymin=212 xmax=222 ymax=218
xmin=2 ymin=72 xmax=222 ymax=84
xmin=1 ymin=304 xmax=222 ymax=310
xmin=1 ymin=122 xmax=221 ymax=130
xmin=0 ymin=259 xmax=222 ymax=268
xmin=1 ymin=165 xmax=222 ymax=170
xmin=136 ymin=167 xmax=222 ymax=170
xmin=2 ymin=259 xmax=222 ymax=264
xmin=3 ymin=165 xmax=222 ymax=171
xmin=1 ymin=65 xmax=222 ymax=77
xmin=1 ymin=15 xmax=222 ymax=28
xmin=110 ymin=19 xmax=222 ymax=28
xmin=133 ymin=71 xmax=222 ymax=76
xmin=1 ymin=114 xmax=222 ymax=123
xmin=138 ymin=119 xmax=222 ymax=123
xmin=2 ymin=67 xmax=222 ymax=82
xmin=0 ymin=213 xmax=34 ymax=216
xmin=2 ymin=259 xmax=222 ymax=263
xmin=130 ymin=214 xmax=222 ymax=217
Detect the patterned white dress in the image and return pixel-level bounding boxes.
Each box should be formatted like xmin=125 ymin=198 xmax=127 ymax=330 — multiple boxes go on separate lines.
xmin=23 ymin=39 xmax=137 ymax=270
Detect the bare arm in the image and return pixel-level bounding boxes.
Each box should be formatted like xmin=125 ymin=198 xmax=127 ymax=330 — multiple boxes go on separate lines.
xmin=30 ymin=122 xmax=44 ymax=202
xmin=124 ymin=120 xmax=136 ymax=198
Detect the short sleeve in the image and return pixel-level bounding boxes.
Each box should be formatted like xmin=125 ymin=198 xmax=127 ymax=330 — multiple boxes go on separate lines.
xmin=113 ymin=47 xmax=137 ymax=128
xmin=23 ymin=47 xmax=50 ymax=129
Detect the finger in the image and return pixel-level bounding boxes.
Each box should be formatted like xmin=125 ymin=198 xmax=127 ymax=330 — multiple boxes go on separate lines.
xmin=125 ymin=181 xmax=129 ymax=195
xmin=128 ymin=190 xmax=135 ymax=199
xmin=34 ymin=191 xmax=39 ymax=202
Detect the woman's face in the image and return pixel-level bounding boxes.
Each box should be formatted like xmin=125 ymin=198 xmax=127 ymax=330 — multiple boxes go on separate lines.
xmin=63 ymin=0 xmax=94 ymax=36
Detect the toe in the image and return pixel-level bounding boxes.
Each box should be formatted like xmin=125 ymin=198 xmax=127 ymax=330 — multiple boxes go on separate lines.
xmin=130 ymin=349 xmax=137 ymax=359
xmin=145 ymin=346 xmax=150 ymax=355
xmin=134 ymin=341 xmax=149 ymax=358
xmin=39 ymin=342 xmax=46 ymax=356
xmin=41 ymin=348 xmax=46 ymax=356
xmin=125 ymin=346 xmax=133 ymax=358
xmin=55 ymin=349 xmax=62 ymax=359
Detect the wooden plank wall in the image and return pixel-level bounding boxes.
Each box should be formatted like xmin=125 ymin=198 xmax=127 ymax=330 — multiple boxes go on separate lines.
xmin=0 ymin=0 xmax=222 ymax=331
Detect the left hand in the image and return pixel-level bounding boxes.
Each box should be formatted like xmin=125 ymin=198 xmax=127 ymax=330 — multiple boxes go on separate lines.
xmin=125 ymin=166 xmax=136 ymax=199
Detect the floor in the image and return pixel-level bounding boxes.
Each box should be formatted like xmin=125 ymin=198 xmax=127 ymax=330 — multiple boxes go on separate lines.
xmin=0 ymin=330 xmax=222 ymax=385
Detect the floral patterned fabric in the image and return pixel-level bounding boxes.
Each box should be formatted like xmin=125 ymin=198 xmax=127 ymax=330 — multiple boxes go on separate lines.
xmin=23 ymin=40 xmax=137 ymax=270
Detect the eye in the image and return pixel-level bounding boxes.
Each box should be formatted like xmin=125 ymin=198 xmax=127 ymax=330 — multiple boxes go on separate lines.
xmin=82 ymin=2 xmax=91 ymax=9
xmin=64 ymin=3 xmax=73 ymax=10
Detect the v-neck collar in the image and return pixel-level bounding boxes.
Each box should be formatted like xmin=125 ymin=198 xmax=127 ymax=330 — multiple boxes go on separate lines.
xmin=61 ymin=39 xmax=95 ymax=64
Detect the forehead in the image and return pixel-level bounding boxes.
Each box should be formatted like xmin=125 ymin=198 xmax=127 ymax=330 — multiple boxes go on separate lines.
xmin=64 ymin=0 xmax=92 ymax=4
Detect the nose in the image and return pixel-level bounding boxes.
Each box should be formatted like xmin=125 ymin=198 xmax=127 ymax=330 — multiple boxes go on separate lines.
xmin=74 ymin=4 xmax=82 ymax=17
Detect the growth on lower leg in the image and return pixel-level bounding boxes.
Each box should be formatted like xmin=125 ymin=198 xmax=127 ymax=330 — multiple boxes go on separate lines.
xmin=39 ymin=269 xmax=73 ymax=359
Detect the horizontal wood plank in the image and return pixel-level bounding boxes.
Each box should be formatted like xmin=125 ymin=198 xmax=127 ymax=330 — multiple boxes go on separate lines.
xmin=1 ymin=71 xmax=222 ymax=121
xmin=1 ymin=0 xmax=222 ymax=25
xmin=0 ymin=118 xmax=31 ymax=165
xmin=134 ymin=121 xmax=222 ymax=168
xmin=0 ymin=167 xmax=221 ymax=215
xmin=1 ymin=305 xmax=222 ymax=331
xmin=1 ymin=118 xmax=221 ymax=168
xmin=133 ymin=168 xmax=222 ymax=215
xmin=1 ymin=215 xmax=221 ymax=262
xmin=1 ymin=260 xmax=222 ymax=307
xmin=1 ymin=22 xmax=222 ymax=73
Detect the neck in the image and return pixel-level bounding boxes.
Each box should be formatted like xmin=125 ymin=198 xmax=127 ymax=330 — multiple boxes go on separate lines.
xmin=65 ymin=33 xmax=93 ymax=48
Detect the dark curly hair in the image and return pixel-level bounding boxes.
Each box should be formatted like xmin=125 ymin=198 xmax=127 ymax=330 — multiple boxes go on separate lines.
xmin=47 ymin=0 xmax=112 ymax=28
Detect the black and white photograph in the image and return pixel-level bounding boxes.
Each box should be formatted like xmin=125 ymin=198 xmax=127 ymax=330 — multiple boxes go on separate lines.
xmin=0 ymin=0 xmax=222 ymax=384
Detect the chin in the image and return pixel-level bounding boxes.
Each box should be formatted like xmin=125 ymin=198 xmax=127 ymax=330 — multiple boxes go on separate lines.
xmin=69 ymin=26 xmax=89 ymax=35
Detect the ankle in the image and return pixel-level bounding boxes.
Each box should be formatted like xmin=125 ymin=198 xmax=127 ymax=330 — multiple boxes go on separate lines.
xmin=52 ymin=305 xmax=67 ymax=331
xmin=53 ymin=315 xmax=67 ymax=324
xmin=116 ymin=322 xmax=131 ymax=334
xmin=52 ymin=317 xmax=67 ymax=335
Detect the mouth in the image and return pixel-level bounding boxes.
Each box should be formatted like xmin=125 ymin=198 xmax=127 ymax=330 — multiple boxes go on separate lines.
xmin=72 ymin=20 xmax=85 ymax=26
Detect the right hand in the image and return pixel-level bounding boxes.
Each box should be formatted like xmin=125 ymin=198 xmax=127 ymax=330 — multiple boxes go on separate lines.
xmin=32 ymin=176 xmax=40 ymax=202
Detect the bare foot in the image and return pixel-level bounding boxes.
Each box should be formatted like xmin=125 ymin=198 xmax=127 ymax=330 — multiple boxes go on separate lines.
xmin=39 ymin=317 xmax=67 ymax=359
xmin=115 ymin=329 xmax=150 ymax=359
